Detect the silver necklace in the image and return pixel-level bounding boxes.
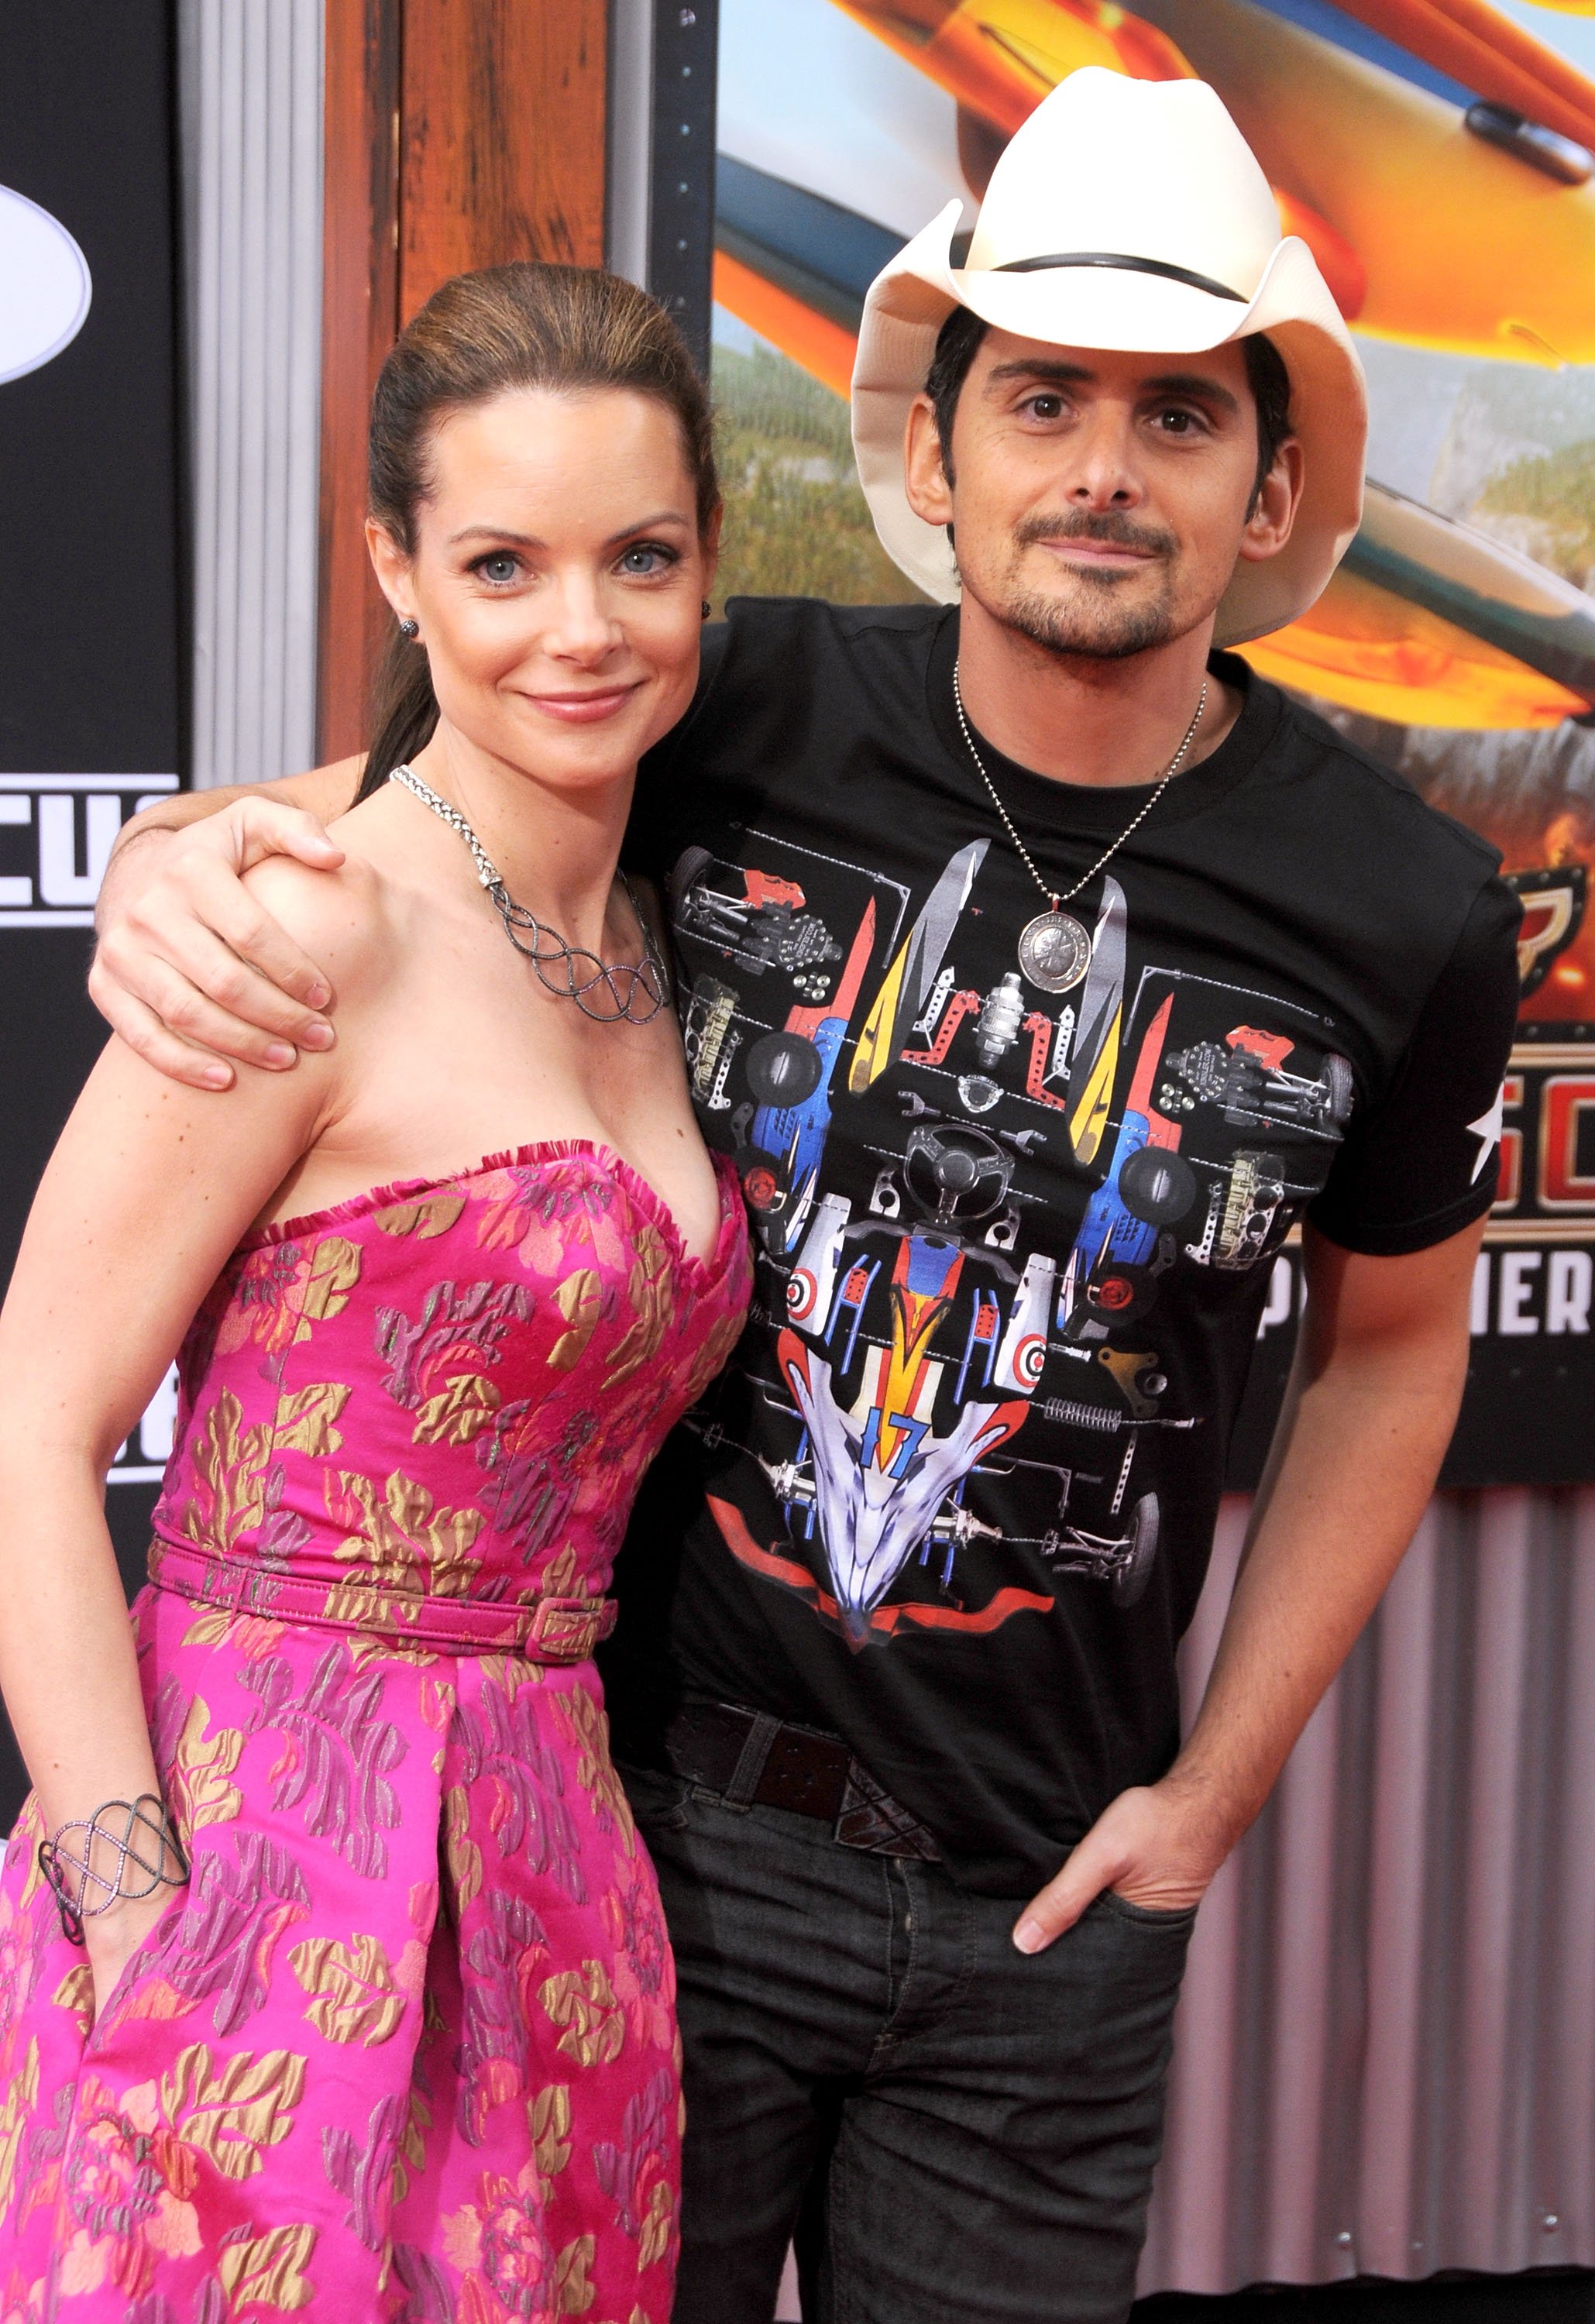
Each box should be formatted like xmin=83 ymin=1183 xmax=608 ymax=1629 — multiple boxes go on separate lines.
xmin=951 ymin=665 xmax=1208 ymax=995
xmin=390 ymin=764 xmax=669 ymax=1024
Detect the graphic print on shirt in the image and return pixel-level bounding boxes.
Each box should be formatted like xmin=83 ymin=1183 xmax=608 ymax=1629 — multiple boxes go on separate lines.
xmin=669 ymin=832 xmax=1354 ymax=1649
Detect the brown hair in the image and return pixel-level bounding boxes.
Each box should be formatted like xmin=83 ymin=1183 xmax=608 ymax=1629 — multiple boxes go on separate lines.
xmin=356 ymin=262 xmax=719 ymax=802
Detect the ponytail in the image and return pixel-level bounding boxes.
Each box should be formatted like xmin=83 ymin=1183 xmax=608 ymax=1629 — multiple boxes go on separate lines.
xmin=358 ymin=626 xmax=440 ymax=803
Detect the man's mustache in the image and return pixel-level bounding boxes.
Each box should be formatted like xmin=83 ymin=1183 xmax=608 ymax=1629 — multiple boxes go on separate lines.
xmin=1014 ymin=511 xmax=1177 ymax=559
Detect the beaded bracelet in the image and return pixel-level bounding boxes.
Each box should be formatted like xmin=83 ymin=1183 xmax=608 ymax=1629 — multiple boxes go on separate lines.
xmin=36 ymin=1795 xmax=190 ymax=1946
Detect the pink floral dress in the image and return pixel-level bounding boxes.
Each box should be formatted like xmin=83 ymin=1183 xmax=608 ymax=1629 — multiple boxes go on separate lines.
xmin=0 ymin=1142 xmax=750 ymax=2322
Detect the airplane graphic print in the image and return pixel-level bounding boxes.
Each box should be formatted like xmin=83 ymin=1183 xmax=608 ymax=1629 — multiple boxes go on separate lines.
xmin=669 ymin=818 xmax=1357 ymax=1651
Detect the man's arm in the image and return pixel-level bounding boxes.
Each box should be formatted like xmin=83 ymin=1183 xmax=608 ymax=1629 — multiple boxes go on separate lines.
xmin=1012 ymin=1214 xmax=1483 ymax=1951
xmin=90 ymin=756 xmax=362 ymax=1088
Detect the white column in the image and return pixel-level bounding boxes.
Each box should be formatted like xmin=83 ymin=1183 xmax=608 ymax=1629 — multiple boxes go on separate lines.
xmin=607 ymin=0 xmax=655 ymax=287
xmin=177 ymin=0 xmax=323 ymax=788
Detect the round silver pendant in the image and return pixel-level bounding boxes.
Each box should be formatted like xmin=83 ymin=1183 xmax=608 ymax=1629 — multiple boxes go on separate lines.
xmin=1018 ymin=909 xmax=1091 ymax=994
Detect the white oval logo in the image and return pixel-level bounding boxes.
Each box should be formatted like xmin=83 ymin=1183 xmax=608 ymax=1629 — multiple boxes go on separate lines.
xmin=0 ymin=185 xmax=91 ymax=385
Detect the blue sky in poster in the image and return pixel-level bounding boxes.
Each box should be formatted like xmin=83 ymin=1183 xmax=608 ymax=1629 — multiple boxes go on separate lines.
xmin=1496 ymin=2 xmax=1595 ymax=77
xmin=718 ymin=0 xmax=963 ymax=239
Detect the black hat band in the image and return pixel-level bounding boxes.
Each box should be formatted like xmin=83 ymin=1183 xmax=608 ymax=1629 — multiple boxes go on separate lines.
xmin=992 ymin=251 xmax=1246 ymax=301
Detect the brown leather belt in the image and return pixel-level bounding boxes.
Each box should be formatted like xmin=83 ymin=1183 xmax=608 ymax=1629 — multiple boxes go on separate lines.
xmin=662 ymin=1700 xmax=940 ymax=1862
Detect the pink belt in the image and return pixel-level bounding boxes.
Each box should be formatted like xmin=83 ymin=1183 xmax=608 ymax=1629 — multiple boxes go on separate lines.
xmin=147 ymin=1538 xmax=617 ymax=1664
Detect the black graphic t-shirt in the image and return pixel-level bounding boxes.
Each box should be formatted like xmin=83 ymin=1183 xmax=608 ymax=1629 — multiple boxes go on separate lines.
xmin=603 ymin=598 xmax=1521 ymax=1896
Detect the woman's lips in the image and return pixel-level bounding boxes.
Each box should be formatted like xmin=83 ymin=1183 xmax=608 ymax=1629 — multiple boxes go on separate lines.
xmin=525 ymin=682 xmax=642 ymax=724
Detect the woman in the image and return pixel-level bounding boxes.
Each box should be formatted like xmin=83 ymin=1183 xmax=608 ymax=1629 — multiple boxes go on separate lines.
xmin=0 ymin=263 xmax=750 ymax=2319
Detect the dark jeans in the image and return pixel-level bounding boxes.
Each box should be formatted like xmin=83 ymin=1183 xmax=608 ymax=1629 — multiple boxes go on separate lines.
xmin=620 ymin=1760 xmax=1195 ymax=2324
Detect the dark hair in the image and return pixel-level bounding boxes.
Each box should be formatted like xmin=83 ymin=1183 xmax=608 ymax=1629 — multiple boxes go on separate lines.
xmin=924 ymin=304 xmax=1294 ymax=505
xmin=357 ymin=262 xmax=719 ymax=801
xmin=925 ymin=303 xmax=991 ymax=484
xmin=1243 ymin=332 xmax=1292 ymax=499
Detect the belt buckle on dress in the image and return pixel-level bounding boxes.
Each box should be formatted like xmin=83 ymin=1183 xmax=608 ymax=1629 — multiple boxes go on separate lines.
xmin=200 ymin=1555 xmax=254 ymax=1615
xmin=527 ymin=1596 xmax=614 ymax=1662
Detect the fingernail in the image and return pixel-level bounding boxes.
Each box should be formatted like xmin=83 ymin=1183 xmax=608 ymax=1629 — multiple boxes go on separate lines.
xmin=1013 ymin=1920 xmax=1044 ymax=1955
xmin=202 ymin=1065 xmax=232 ymax=1090
xmin=265 ymin=1043 xmax=296 ymax=1068
xmin=301 ymin=1022 xmax=335 ymax=1050
xmin=305 ymin=981 xmax=331 ymax=1009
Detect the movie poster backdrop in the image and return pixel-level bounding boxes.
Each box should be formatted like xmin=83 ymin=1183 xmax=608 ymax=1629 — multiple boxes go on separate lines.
xmin=708 ymin=0 xmax=1595 ymax=1487
xmin=0 ymin=7 xmax=184 ymax=1812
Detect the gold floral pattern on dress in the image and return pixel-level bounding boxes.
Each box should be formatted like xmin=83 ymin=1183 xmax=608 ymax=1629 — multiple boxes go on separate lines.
xmin=216 ymin=2221 xmax=319 ymax=2312
xmin=0 ymin=1146 xmax=750 ymax=2314
xmin=289 ymin=1937 xmax=406 ymax=2046
xmin=159 ymin=2044 xmax=308 ymax=2180
xmin=327 ymin=1470 xmax=485 ymax=1605
xmin=603 ymin=1226 xmax=672 ymax=1391
xmin=548 ymin=1269 xmax=603 ymax=1372
xmin=0 ymin=2038 xmax=38 ymax=2218
xmin=51 ymin=1965 xmax=95 ymax=2038
xmin=169 ymin=1692 xmax=246 ymax=1831
xmin=540 ymin=1962 xmax=626 ymax=2070
xmin=552 ymin=1686 xmax=636 ymax=1857
xmin=414 ymin=1371 xmax=503 ymax=1446
xmin=180 ymin=1383 xmax=350 ymax=1556
xmin=373 ymin=1193 xmax=466 ymax=1239
xmin=291 ymin=1237 xmax=363 ymax=1341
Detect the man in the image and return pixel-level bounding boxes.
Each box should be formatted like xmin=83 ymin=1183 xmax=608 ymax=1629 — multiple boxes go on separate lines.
xmin=89 ymin=71 xmax=1517 ymax=2324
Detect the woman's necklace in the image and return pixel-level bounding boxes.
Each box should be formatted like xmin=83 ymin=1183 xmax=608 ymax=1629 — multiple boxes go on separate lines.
xmin=390 ymin=764 xmax=669 ymax=1025
xmin=951 ymin=665 xmax=1208 ymax=995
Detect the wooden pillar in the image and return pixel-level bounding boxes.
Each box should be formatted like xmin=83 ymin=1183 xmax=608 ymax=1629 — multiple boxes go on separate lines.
xmin=316 ymin=0 xmax=608 ymax=762
xmin=317 ymin=0 xmax=400 ymax=766
xmin=399 ymin=1 xmax=607 ymax=318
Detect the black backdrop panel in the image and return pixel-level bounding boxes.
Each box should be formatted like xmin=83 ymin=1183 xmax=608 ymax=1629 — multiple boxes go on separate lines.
xmin=0 ymin=4 xmax=184 ymax=1824
xmin=1225 ymin=1037 xmax=1595 ymax=1493
xmin=650 ymin=0 xmax=720 ymax=376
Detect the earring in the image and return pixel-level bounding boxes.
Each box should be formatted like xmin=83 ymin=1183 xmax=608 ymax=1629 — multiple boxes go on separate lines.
xmin=399 ymin=617 xmax=419 ymax=640
xmin=701 ymin=600 xmax=711 ymax=619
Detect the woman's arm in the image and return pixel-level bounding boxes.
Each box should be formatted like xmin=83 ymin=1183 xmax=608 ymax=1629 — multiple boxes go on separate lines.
xmin=0 ymin=864 xmax=359 ymax=2013
xmin=90 ymin=758 xmax=363 ymax=1088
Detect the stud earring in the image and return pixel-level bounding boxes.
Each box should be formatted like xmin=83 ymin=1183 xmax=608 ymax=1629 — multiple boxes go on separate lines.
xmin=399 ymin=617 xmax=419 ymax=641
xmin=701 ymin=600 xmax=711 ymax=619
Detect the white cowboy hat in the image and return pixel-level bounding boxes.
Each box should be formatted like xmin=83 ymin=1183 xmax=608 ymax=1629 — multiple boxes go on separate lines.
xmin=850 ymin=67 xmax=1366 ymax=645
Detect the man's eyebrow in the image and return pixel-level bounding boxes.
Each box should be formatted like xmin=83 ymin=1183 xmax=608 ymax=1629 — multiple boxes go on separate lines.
xmin=1143 ymin=371 xmax=1242 ymax=415
xmin=983 ymin=359 xmax=1096 ymax=393
xmin=445 ymin=512 xmax=692 ymax=549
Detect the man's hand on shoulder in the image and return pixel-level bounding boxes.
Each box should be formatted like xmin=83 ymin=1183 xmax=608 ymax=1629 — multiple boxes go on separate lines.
xmin=90 ymin=758 xmax=362 ymax=1090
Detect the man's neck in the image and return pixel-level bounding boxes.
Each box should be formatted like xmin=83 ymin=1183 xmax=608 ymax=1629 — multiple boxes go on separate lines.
xmin=953 ymin=596 xmax=1243 ymax=787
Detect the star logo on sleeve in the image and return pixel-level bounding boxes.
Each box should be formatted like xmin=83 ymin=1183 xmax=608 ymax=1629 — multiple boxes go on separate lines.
xmin=1466 ymin=1083 xmax=1506 ymax=1184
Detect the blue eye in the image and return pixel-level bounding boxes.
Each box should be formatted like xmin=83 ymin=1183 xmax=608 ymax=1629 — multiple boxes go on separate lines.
xmin=619 ymin=542 xmax=677 ymax=576
xmin=476 ymin=552 xmax=520 ymax=585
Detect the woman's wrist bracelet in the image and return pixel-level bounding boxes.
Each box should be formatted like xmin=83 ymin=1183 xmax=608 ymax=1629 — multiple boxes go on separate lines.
xmin=36 ymin=1794 xmax=190 ymax=1946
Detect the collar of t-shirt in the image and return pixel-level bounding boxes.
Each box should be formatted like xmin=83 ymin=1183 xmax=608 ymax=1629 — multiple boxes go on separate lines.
xmin=923 ymin=605 xmax=1285 ymax=840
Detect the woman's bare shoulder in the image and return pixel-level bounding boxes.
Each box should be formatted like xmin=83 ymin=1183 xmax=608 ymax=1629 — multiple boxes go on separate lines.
xmin=241 ymin=815 xmax=402 ymax=1011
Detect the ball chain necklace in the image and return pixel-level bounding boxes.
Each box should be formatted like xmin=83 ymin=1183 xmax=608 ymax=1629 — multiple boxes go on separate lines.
xmin=391 ymin=763 xmax=669 ymax=1024
xmin=951 ymin=664 xmax=1208 ymax=995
